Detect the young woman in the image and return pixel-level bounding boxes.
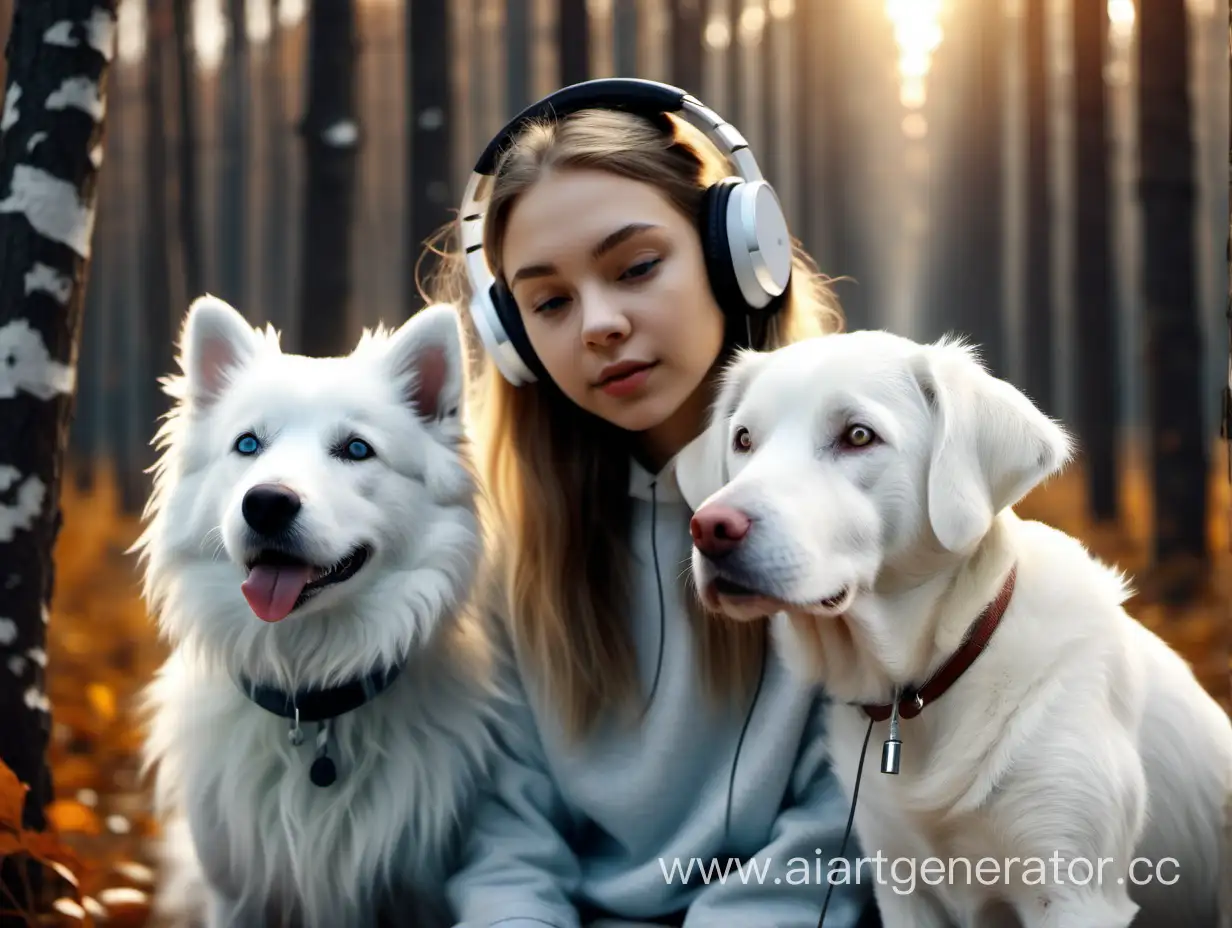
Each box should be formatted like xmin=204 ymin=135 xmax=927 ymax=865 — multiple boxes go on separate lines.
xmin=422 ymin=81 xmax=877 ymax=928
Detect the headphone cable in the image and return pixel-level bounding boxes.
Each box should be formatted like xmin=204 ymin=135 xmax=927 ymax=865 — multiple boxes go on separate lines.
xmin=816 ymin=715 xmax=874 ymax=928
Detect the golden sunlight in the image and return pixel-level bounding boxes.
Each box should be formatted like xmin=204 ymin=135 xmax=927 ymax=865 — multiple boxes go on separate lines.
xmin=1108 ymin=0 xmax=1135 ymax=41
xmin=884 ymin=0 xmax=945 ymax=113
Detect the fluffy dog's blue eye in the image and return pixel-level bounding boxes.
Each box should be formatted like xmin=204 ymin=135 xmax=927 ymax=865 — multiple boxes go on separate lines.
xmin=343 ymin=438 xmax=375 ymax=461
xmin=234 ymin=433 xmax=260 ymax=455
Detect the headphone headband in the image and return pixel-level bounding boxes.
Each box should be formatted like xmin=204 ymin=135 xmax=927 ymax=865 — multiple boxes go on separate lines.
xmin=469 ymin=78 xmax=762 ymax=181
xmin=458 ymin=78 xmax=789 ymax=386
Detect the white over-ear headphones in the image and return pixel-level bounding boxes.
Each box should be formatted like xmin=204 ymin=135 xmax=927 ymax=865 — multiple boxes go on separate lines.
xmin=457 ymin=77 xmax=794 ymax=387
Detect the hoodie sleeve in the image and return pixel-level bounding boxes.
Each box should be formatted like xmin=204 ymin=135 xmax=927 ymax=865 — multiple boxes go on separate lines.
xmin=678 ymin=697 xmax=874 ymax=928
xmin=446 ymin=620 xmax=583 ymax=928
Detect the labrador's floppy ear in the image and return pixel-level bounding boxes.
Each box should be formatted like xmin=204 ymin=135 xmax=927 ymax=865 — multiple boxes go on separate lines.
xmin=914 ymin=337 xmax=1072 ymax=554
xmin=675 ymin=348 xmax=770 ymax=510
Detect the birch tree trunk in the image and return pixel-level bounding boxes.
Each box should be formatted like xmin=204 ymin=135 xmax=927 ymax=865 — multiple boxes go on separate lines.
xmin=0 ymin=0 xmax=117 ymax=912
xmin=1138 ymin=0 xmax=1207 ymax=596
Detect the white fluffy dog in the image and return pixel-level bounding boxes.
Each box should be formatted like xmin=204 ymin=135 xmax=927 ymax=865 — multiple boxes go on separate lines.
xmin=136 ymin=297 xmax=497 ymax=928
xmin=680 ymin=331 xmax=1232 ymax=928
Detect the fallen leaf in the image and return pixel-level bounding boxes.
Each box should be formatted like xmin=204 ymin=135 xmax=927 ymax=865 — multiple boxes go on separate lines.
xmin=0 ymin=759 xmax=30 ymax=832
xmin=0 ymin=831 xmax=22 ymax=856
xmin=46 ymin=800 xmax=102 ymax=836
xmin=85 ymin=685 xmax=116 ymax=723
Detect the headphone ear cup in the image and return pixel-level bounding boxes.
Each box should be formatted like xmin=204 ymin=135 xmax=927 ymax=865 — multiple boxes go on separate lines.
xmin=698 ymin=178 xmax=749 ymax=320
xmin=490 ymin=280 xmax=548 ymax=382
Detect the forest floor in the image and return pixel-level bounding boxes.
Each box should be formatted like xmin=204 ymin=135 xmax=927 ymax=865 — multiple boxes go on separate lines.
xmin=2 ymin=444 xmax=1229 ymax=925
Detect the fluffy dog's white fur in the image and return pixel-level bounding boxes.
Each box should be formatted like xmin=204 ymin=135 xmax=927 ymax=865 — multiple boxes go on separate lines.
xmin=681 ymin=331 xmax=1232 ymax=928
xmin=135 ymin=297 xmax=498 ymax=928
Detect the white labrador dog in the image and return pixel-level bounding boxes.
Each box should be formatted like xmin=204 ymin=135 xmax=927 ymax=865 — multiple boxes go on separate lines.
xmin=679 ymin=331 xmax=1232 ymax=928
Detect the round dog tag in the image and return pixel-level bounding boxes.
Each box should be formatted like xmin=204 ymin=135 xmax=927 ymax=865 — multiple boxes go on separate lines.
xmin=309 ymin=756 xmax=337 ymax=788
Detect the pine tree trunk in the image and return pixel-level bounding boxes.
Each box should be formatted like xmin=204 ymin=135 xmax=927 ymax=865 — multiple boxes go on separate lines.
xmin=298 ymin=0 xmax=359 ymax=357
xmin=172 ymin=0 xmax=202 ymax=299
xmin=1072 ymin=0 xmax=1118 ymax=521
xmin=558 ymin=0 xmax=589 ymax=86
xmin=142 ymin=0 xmax=174 ymax=499
xmin=218 ymin=0 xmax=248 ymax=307
xmin=263 ymin=0 xmax=291 ymax=333
xmin=506 ymin=0 xmax=530 ymax=115
xmin=406 ymin=0 xmax=451 ymax=315
xmin=0 ymin=0 xmax=117 ymax=914
xmin=1224 ymin=9 xmax=1231 ymax=466
xmin=800 ymin=0 xmax=852 ymax=306
xmin=1223 ymin=9 xmax=1231 ymax=534
xmin=1138 ymin=0 xmax=1207 ymax=596
xmin=1023 ymin=0 xmax=1052 ymax=410
xmin=669 ymin=0 xmax=701 ymax=95
xmin=955 ymin=0 xmax=1006 ymax=378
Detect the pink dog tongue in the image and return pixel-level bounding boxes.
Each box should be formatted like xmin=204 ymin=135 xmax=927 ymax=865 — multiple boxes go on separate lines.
xmin=241 ymin=565 xmax=313 ymax=622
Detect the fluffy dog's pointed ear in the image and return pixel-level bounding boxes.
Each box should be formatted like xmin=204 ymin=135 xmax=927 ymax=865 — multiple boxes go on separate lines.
xmin=915 ymin=338 xmax=1072 ymax=554
xmin=676 ymin=348 xmax=769 ymax=510
xmin=181 ymin=295 xmax=262 ymax=409
xmin=384 ymin=303 xmax=465 ymax=432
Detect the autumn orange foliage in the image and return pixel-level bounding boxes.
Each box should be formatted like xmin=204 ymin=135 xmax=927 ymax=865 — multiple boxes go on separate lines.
xmin=0 ymin=445 xmax=1227 ymax=926
xmin=0 ymin=759 xmax=93 ymax=926
xmin=1 ymin=462 xmax=165 ymax=926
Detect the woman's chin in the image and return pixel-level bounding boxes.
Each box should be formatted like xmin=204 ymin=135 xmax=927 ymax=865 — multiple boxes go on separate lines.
xmin=593 ymin=397 xmax=680 ymax=436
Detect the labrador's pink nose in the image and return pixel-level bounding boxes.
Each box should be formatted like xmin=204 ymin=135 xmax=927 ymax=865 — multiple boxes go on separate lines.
xmin=690 ymin=505 xmax=751 ymax=558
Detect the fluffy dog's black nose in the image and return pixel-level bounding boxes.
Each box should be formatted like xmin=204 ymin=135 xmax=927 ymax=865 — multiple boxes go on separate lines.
xmin=242 ymin=484 xmax=302 ymax=536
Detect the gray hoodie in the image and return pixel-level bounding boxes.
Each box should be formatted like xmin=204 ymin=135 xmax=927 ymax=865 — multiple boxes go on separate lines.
xmin=446 ymin=436 xmax=874 ymax=927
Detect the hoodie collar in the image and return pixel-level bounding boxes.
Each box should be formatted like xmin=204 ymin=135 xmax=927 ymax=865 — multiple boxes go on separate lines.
xmin=627 ymin=430 xmax=713 ymax=511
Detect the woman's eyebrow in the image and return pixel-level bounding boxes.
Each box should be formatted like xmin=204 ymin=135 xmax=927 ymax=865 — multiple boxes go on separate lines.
xmin=509 ymin=222 xmax=662 ymax=286
xmin=591 ymin=222 xmax=661 ymax=259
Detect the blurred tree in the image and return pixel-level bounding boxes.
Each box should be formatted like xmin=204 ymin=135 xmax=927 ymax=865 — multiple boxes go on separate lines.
xmin=407 ymin=0 xmax=452 ymax=317
xmin=670 ymin=0 xmax=702 ymax=94
xmin=264 ymin=0 xmax=292 ymax=332
xmin=1072 ymin=0 xmax=1118 ymax=521
xmin=969 ymin=0 xmax=1007 ymax=376
xmin=219 ymin=0 xmax=249 ymax=307
xmin=172 ymin=0 xmax=202 ymax=300
xmin=1224 ymin=8 xmax=1231 ymax=500
xmin=1138 ymin=0 xmax=1207 ymax=596
xmin=0 ymin=0 xmax=10 ymax=91
xmin=798 ymin=0 xmax=853 ymax=307
xmin=613 ymin=0 xmax=636 ymax=76
xmin=1022 ymin=0 xmax=1052 ymax=410
xmin=0 ymin=0 xmax=117 ymax=913
xmin=142 ymin=0 xmax=175 ymax=500
xmin=298 ymin=0 xmax=359 ymax=356
xmin=924 ymin=0 xmax=1005 ymax=374
xmin=558 ymin=0 xmax=589 ymax=86
xmin=506 ymin=0 xmax=531 ymax=114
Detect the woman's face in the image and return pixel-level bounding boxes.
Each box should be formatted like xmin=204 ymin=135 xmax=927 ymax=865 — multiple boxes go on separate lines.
xmin=500 ymin=168 xmax=727 ymax=467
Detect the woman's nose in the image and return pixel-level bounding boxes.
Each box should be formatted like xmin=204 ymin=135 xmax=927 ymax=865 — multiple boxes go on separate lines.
xmin=579 ymin=289 xmax=631 ymax=347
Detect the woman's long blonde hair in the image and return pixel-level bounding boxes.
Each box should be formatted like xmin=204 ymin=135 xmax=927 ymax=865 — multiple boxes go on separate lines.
xmin=419 ymin=108 xmax=843 ymax=741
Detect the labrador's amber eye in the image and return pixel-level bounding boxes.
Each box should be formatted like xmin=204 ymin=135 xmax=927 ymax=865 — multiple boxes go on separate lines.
xmin=733 ymin=426 xmax=752 ymax=453
xmin=843 ymin=424 xmax=877 ymax=448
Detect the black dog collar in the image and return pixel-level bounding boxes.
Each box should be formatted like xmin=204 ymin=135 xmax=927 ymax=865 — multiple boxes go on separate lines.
xmin=238 ymin=662 xmax=404 ymax=723
xmin=236 ymin=663 xmax=404 ymax=787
